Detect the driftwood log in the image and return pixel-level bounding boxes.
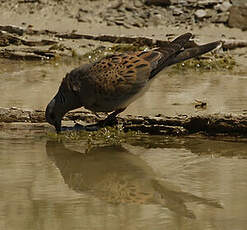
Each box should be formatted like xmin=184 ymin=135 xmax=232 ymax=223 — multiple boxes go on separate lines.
xmin=0 ymin=107 xmax=246 ymax=136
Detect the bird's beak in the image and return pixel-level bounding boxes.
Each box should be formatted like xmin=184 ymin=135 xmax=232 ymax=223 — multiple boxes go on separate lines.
xmin=55 ymin=121 xmax=61 ymax=133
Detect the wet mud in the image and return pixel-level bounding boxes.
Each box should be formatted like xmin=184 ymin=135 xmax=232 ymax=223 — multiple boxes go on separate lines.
xmin=1 ymin=107 xmax=247 ymax=137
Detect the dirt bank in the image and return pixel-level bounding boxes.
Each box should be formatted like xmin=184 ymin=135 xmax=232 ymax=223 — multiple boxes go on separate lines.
xmin=0 ymin=0 xmax=247 ymax=62
xmin=1 ymin=107 xmax=247 ymax=137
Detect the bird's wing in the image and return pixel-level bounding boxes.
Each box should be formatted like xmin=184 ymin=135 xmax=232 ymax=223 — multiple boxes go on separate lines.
xmin=86 ymin=51 xmax=163 ymax=97
xmin=86 ymin=33 xmax=194 ymax=97
xmin=64 ymin=33 xmax=220 ymax=102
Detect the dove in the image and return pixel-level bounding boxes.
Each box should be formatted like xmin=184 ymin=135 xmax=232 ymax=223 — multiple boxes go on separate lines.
xmin=45 ymin=33 xmax=221 ymax=132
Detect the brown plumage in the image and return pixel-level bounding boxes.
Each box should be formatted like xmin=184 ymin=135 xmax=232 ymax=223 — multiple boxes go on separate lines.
xmin=45 ymin=33 xmax=221 ymax=132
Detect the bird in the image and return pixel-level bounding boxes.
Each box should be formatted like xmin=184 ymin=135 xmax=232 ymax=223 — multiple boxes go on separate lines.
xmin=45 ymin=33 xmax=221 ymax=133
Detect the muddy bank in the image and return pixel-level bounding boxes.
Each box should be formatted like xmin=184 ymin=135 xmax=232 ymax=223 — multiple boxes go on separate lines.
xmin=0 ymin=0 xmax=246 ymax=30
xmin=0 ymin=0 xmax=247 ymax=62
xmin=0 ymin=24 xmax=247 ymax=61
xmin=1 ymin=107 xmax=246 ymax=137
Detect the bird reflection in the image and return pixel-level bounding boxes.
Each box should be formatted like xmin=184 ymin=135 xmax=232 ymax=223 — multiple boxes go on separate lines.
xmin=46 ymin=141 xmax=222 ymax=219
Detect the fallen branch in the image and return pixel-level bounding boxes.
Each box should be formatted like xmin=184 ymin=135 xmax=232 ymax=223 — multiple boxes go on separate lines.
xmin=0 ymin=107 xmax=246 ymax=136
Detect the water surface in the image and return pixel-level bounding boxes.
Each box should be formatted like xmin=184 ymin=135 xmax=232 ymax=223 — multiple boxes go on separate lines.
xmin=0 ymin=130 xmax=247 ymax=230
xmin=0 ymin=58 xmax=246 ymax=115
xmin=0 ymin=58 xmax=247 ymax=230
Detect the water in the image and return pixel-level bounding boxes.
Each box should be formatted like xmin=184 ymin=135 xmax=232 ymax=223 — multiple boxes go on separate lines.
xmin=0 ymin=58 xmax=246 ymax=115
xmin=0 ymin=58 xmax=247 ymax=230
xmin=0 ymin=131 xmax=247 ymax=230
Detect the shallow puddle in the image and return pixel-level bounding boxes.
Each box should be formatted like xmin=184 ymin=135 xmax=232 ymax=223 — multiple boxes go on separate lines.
xmin=0 ymin=58 xmax=247 ymax=229
xmin=0 ymin=58 xmax=246 ymax=115
xmin=0 ymin=130 xmax=247 ymax=230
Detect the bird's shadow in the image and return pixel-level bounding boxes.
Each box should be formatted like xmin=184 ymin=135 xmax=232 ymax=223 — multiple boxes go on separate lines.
xmin=46 ymin=140 xmax=223 ymax=219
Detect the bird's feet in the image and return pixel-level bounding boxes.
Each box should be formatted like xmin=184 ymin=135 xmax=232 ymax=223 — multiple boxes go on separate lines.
xmin=70 ymin=116 xmax=118 ymax=132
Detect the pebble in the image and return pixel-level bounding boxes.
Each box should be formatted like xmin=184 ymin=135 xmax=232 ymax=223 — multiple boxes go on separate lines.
xmin=68 ymin=0 xmax=246 ymax=29
xmin=195 ymin=9 xmax=207 ymax=18
xmin=219 ymin=1 xmax=232 ymax=12
xmin=144 ymin=0 xmax=171 ymax=7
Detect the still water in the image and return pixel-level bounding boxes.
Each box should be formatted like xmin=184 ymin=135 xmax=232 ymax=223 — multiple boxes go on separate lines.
xmin=0 ymin=58 xmax=246 ymax=115
xmin=0 ymin=59 xmax=247 ymax=230
xmin=0 ymin=131 xmax=247 ymax=230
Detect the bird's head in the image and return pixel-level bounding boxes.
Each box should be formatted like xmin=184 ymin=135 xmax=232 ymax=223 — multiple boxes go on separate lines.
xmin=45 ymin=95 xmax=64 ymax=133
xmin=46 ymin=66 xmax=91 ymax=132
xmin=45 ymin=84 xmax=72 ymax=133
xmin=45 ymin=74 xmax=82 ymax=133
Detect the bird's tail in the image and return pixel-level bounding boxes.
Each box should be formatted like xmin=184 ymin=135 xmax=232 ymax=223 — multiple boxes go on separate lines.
xmin=149 ymin=33 xmax=221 ymax=79
xmin=165 ymin=40 xmax=222 ymax=67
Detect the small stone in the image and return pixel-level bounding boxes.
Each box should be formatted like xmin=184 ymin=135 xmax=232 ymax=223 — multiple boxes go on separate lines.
xmin=169 ymin=0 xmax=178 ymax=4
xmin=115 ymin=20 xmax=124 ymax=25
xmin=195 ymin=9 xmax=207 ymax=19
xmin=206 ymin=9 xmax=217 ymax=18
xmin=197 ymin=0 xmax=219 ymax=7
xmin=150 ymin=14 xmax=163 ymax=26
xmin=144 ymin=0 xmax=171 ymax=7
xmin=132 ymin=22 xmax=142 ymax=27
xmin=212 ymin=12 xmax=229 ymax=23
xmin=219 ymin=1 xmax=232 ymax=12
xmin=106 ymin=21 xmax=115 ymax=26
xmin=107 ymin=0 xmax=123 ymax=9
xmin=133 ymin=0 xmax=143 ymax=8
xmin=177 ymin=0 xmax=187 ymax=4
xmin=231 ymin=0 xmax=247 ymax=7
xmin=125 ymin=6 xmax=135 ymax=11
xmin=172 ymin=7 xmax=183 ymax=15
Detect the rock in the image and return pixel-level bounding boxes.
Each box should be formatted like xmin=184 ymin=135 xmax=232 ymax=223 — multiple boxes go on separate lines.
xmin=187 ymin=0 xmax=198 ymax=3
xmin=133 ymin=0 xmax=143 ymax=8
xmin=197 ymin=0 xmax=220 ymax=8
xmin=0 ymin=31 xmax=23 ymax=46
xmin=228 ymin=6 xmax=247 ymax=30
xmin=195 ymin=9 xmax=207 ymax=19
xmin=219 ymin=1 xmax=232 ymax=12
xmin=0 ymin=25 xmax=24 ymax=36
xmin=144 ymin=0 xmax=171 ymax=7
xmin=107 ymin=0 xmax=123 ymax=9
xmin=149 ymin=13 xmax=163 ymax=26
xmin=231 ymin=0 xmax=247 ymax=7
xmin=169 ymin=0 xmax=179 ymax=4
xmin=212 ymin=12 xmax=229 ymax=23
xmin=171 ymin=6 xmax=183 ymax=16
xmin=206 ymin=9 xmax=217 ymax=18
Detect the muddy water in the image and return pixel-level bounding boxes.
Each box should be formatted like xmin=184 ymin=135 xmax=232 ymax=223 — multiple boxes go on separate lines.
xmin=0 ymin=58 xmax=246 ymax=115
xmin=0 ymin=130 xmax=247 ymax=230
xmin=0 ymin=59 xmax=247 ymax=230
